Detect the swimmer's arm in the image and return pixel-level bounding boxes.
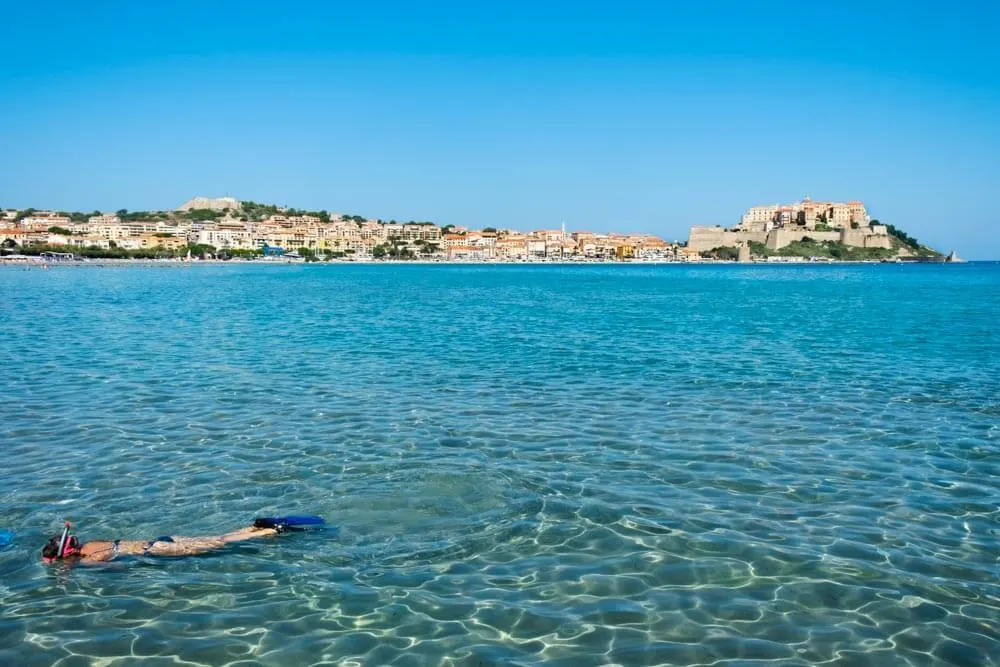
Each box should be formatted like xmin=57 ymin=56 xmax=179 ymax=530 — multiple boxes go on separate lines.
xmin=220 ymin=526 xmax=279 ymax=543
xmin=77 ymin=541 xmax=119 ymax=563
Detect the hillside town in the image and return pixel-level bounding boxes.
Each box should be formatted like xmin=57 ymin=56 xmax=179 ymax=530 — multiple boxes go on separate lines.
xmin=1 ymin=195 xmax=945 ymax=263
xmin=0 ymin=196 xmax=690 ymax=262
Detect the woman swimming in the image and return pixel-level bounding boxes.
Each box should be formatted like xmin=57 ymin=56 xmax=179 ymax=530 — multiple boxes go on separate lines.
xmin=41 ymin=517 xmax=321 ymax=564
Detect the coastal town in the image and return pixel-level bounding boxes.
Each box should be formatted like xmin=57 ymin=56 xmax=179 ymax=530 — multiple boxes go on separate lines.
xmin=0 ymin=196 xmax=948 ymax=264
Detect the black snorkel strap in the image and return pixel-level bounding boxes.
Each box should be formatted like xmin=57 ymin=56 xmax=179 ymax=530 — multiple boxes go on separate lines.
xmin=57 ymin=521 xmax=71 ymax=559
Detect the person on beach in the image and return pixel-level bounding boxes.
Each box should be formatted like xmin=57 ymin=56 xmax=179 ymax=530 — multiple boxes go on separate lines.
xmin=41 ymin=517 xmax=321 ymax=565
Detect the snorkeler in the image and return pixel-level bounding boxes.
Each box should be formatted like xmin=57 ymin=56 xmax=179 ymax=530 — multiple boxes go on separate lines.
xmin=41 ymin=516 xmax=324 ymax=565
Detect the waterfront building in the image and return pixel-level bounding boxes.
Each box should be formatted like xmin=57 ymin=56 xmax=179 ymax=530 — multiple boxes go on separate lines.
xmin=129 ymin=233 xmax=187 ymax=251
xmin=678 ymin=247 xmax=702 ymax=262
xmin=196 ymin=228 xmax=256 ymax=250
xmin=448 ymin=245 xmax=490 ymax=261
xmin=526 ymin=239 xmax=547 ymax=258
xmin=258 ymin=227 xmax=319 ymax=251
xmin=0 ymin=228 xmax=41 ymax=246
xmin=634 ymin=237 xmax=674 ymax=260
xmin=578 ymin=235 xmax=618 ymax=259
xmin=495 ymin=235 xmax=528 ymax=261
xmin=63 ymin=235 xmax=113 ymax=250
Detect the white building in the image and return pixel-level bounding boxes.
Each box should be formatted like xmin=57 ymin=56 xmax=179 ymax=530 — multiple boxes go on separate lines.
xmin=21 ymin=213 xmax=71 ymax=229
xmin=87 ymin=214 xmax=121 ymax=226
xmin=740 ymin=205 xmax=778 ymax=229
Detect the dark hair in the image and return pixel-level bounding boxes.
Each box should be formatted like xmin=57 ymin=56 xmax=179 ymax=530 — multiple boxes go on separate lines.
xmin=41 ymin=535 xmax=79 ymax=559
xmin=42 ymin=536 xmax=62 ymax=559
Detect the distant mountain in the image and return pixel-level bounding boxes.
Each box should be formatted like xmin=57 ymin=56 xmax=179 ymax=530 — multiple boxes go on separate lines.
xmin=176 ymin=196 xmax=240 ymax=212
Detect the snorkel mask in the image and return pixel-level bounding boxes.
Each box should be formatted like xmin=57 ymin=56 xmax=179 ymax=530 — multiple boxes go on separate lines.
xmin=42 ymin=521 xmax=80 ymax=563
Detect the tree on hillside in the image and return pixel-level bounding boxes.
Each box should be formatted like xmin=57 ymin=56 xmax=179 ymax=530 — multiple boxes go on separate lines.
xmin=182 ymin=208 xmax=223 ymax=221
xmin=882 ymin=222 xmax=920 ymax=248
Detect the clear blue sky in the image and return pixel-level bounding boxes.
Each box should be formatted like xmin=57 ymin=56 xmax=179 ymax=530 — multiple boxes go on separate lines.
xmin=2 ymin=1 xmax=998 ymax=257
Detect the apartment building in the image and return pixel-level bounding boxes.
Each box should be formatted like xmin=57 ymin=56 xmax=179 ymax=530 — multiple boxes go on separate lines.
xmin=495 ymin=236 xmax=528 ymax=260
xmin=740 ymin=205 xmax=779 ymax=230
xmin=21 ymin=213 xmax=71 ymax=229
xmin=87 ymin=214 xmax=121 ymax=226
xmin=358 ymin=221 xmax=386 ymax=242
xmin=400 ymin=223 xmax=442 ymax=242
xmin=196 ymin=228 xmax=256 ymax=250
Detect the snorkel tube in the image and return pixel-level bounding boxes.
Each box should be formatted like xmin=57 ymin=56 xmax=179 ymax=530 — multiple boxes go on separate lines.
xmin=57 ymin=521 xmax=71 ymax=559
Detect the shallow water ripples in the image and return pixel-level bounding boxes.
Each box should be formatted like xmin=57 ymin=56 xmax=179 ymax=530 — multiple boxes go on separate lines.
xmin=0 ymin=264 xmax=998 ymax=665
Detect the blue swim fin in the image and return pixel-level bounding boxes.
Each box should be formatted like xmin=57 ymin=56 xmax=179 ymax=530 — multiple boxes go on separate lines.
xmin=253 ymin=515 xmax=325 ymax=531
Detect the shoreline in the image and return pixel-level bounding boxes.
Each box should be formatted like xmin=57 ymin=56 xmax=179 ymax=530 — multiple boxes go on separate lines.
xmin=0 ymin=256 xmax=967 ymax=268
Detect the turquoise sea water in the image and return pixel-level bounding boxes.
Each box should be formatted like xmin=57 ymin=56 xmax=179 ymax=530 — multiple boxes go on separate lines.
xmin=0 ymin=263 xmax=998 ymax=666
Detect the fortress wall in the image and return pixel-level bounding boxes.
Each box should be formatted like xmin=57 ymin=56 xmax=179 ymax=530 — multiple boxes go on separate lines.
xmin=687 ymin=227 xmax=731 ymax=251
xmin=840 ymin=229 xmax=867 ymax=247
xmin=843 ymin=227 xmax=891 ymax=249
xmin=766 ymin=229 xmax=840 ymax=250
xmin=689 ymin=222 xmax=894 ymax=253
xmin=735 ymin=231 xmax=768 ymax=245
xmin=864 ymin=234 xmax=892 ymax=249
xmin=864 ymin=226 xmax=891 ymax=249
xmin=687 ymin=228 xmax=769 ymax=251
